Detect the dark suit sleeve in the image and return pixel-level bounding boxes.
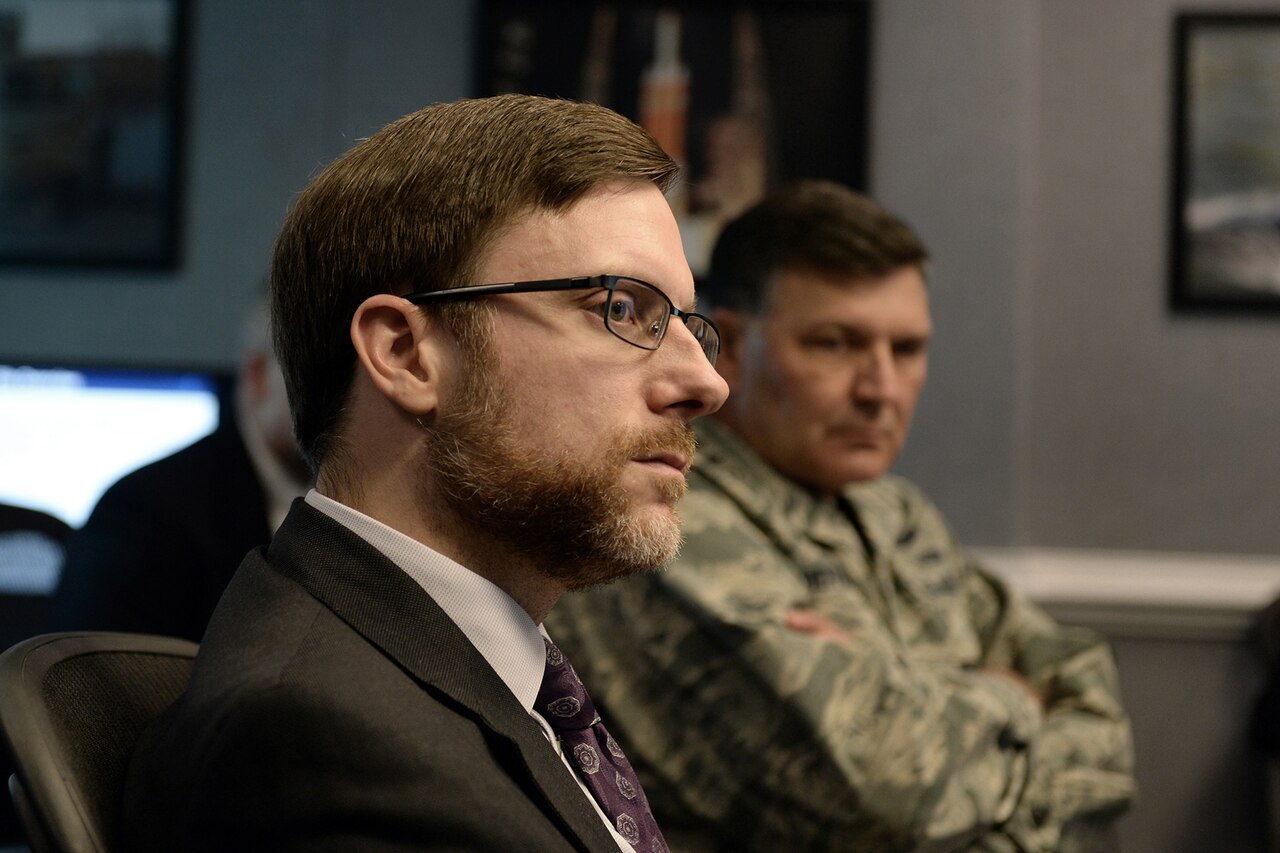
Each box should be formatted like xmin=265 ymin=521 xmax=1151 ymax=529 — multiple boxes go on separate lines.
xmin=178 ymin=686 xmax=462 ymax=852
xmin=129 ymin=682 xmax=589 ymax=852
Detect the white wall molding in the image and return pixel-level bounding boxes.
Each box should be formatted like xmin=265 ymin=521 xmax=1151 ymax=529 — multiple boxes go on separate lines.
xmin=974 ymin=547 xmax=1280 ymax=641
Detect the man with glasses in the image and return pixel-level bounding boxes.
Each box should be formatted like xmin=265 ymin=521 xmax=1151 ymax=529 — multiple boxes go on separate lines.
xmin=123 ymin=94 xmax=727 ymax=852
xmin=548 ymin=181 xmax=1135 ymax=852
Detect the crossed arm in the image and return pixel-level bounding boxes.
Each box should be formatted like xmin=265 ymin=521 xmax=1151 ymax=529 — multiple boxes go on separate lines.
xmin=783 ymin=568 xmax=1134 ymax=851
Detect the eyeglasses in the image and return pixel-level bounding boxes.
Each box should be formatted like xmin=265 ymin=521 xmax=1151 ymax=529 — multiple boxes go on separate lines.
xmin=404 ymin=275 xmax=720 ymax=365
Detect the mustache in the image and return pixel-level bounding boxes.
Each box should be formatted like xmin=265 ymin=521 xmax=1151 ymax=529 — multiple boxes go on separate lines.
xmin=619 ymin=421 xmax=698 ymax=471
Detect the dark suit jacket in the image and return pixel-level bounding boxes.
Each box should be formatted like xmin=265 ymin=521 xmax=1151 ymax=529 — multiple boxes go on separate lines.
xmin=49 ymin=418 xmax=270 ymax=642
xmin=122 ymin=501 xmax=621 ymax=852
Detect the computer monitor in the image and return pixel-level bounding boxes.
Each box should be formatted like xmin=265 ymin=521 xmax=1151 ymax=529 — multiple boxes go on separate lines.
xmin=0 ymin=362 xmax=229 ymax=529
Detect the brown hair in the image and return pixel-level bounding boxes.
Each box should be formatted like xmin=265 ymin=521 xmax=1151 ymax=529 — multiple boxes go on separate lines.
xmin=270 ymin=94 xmax=678 ymax=472
xmin=703 ymin=180 xmax=929 ymax=313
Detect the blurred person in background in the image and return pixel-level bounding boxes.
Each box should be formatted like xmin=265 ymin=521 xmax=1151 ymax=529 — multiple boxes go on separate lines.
xmin=549 ymin=180 xmax=1135 ymax=853
xmin=49 ymin=298 xmax=310 ymax=642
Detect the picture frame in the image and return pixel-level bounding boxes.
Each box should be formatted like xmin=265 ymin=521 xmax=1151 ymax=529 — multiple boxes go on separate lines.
xmin=478 ymin=0 xmax=871 ymax=278
xmin=0 ymin=0 xmax=188 ymax=268
xmin=1171 ymin=12 xmax=1280 ymax=311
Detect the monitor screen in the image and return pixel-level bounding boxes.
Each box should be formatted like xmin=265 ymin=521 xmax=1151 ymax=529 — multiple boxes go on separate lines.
xmin=0 ymin=362 xmax=227 ymax=529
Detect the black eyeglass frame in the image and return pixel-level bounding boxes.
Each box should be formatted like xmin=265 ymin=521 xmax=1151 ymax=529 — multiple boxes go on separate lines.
xmin=403 ymin=275 xmax=721 ymax=364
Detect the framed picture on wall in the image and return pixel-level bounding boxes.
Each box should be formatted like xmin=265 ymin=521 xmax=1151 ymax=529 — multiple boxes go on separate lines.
xmin=1171 ymin=13 xmax=1280 ymax=311
xmin=478 ymin=0 xmax=870 ymax=278
xmin=0 ymin=0 xmax=187 ymax=268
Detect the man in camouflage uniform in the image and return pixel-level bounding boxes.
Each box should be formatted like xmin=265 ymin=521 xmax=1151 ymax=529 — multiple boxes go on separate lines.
xmin=547 ymin=181 xmax=1135 ymax=852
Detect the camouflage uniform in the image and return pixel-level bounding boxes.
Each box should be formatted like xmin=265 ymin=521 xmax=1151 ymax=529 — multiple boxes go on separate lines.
xmin=547 ymin=420 xmax=1134 ymax=852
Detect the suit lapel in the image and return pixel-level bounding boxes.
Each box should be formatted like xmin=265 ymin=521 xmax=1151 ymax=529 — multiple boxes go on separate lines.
xmin=267 ymin=501 xmax=619 ymax=853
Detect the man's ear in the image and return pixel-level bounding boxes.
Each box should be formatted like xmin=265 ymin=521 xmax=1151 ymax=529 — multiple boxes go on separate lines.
xmin=350 ymin=294 xmax=443 ymax=417
xmin=710 ymin=307 xmax=748 ymax=392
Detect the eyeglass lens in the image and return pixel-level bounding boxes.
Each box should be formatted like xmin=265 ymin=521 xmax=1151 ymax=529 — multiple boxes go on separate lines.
xmin=604 ymin=279 xmax=718 ymax=365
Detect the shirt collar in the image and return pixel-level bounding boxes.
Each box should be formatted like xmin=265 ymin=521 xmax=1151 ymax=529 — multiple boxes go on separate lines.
xmin=303 ymin=490 xmax=547 ymax=712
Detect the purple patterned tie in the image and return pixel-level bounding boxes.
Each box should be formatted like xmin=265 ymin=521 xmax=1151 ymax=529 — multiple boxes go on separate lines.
xmin=537 ymin=638 xmax=669 ymax=853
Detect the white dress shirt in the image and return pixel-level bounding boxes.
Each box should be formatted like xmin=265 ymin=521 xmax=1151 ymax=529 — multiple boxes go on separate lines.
xmin=305 ymin=491 xmax=635 ymax=852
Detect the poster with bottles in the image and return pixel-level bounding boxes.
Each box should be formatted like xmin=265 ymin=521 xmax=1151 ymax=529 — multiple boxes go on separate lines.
xmin=479 ymin=1 xmax=870 ymax=278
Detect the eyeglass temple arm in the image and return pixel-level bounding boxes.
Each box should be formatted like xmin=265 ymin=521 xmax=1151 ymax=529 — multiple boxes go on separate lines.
xmin=404 ymin=276 xmax=604 ymax=304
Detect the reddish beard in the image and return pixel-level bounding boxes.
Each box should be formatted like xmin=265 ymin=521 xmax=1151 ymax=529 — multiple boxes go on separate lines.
xmin=421 ymin=354 xmax=696 ymax=590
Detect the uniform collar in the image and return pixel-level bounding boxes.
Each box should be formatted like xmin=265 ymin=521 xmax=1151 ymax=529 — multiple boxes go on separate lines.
xmin=692 ymin=419 xmax=905 ymax=559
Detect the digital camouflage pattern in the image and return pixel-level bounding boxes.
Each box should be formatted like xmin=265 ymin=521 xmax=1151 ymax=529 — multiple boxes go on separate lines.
xmin=546 ymin=420 xmax=1135 ymax=852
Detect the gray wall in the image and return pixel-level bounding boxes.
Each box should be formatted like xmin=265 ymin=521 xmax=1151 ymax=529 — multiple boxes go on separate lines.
xmin=873 ymin=0 xmax=1036 ymax=546
xmin=877 ymin=0 xmax=1280 ymax=555
xmin=1110 ymin=635 xmax=1270 ymax=853
xmin=1026 ymin=0 xmax=1280 ymax=554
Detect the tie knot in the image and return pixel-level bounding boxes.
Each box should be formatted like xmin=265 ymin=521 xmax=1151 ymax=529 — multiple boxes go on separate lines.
xmin=537 ymin=638 xmax=599 ymax=731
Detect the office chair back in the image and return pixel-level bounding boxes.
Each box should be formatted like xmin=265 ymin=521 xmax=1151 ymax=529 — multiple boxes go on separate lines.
xmin=0 ymin=632 xmax=198 ymax=853
xmin=0 ymin=505 xmax=75 ymax=845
